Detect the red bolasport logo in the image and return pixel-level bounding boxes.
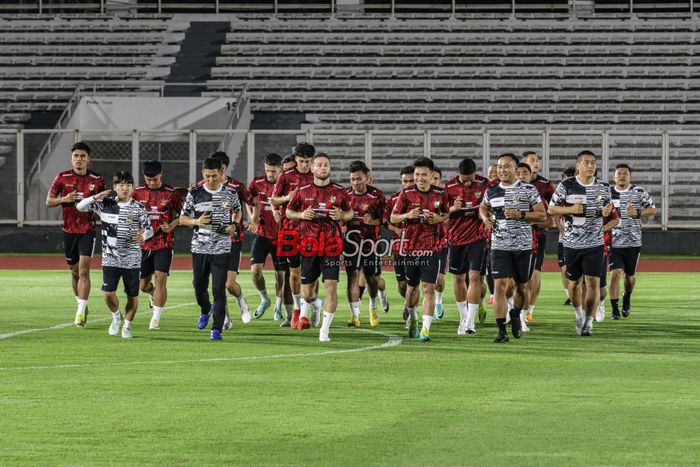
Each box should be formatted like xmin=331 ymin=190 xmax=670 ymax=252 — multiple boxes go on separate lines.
xmin=275 ymin=229 xmax=434 ymax=258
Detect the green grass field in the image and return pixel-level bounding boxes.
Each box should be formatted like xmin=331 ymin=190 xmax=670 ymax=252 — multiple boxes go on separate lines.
xmin=1 ymin=270 xmax=699 ymax=466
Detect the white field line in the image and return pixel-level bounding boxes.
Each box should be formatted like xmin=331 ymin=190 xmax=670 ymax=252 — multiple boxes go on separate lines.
xmin=0 ymin=328 xmax=403 ymax=372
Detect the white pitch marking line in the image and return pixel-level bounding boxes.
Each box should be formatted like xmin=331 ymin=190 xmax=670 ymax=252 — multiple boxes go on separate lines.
xmin=0 ymin=328 xmax=403 ymax=372
xmin=0 ymin=302 xmax=196 ymax=341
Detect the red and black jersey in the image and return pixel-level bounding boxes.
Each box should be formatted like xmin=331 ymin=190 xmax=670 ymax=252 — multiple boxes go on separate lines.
xmin=272 ymin=168 xmax=314 ymax=231
xmin=532 ymin=197 xmax=549 ymax=236
xmin=248 ymin=175 xmax=279 ymax=240
xmin=475 ymin=173 xmax=489 ymax=183
xmin=443 ymin=176 xmax=488 ymax=246
xmin=603 ymin=209 xmax=619 ymax=256
xmin=384 ymin=191 xmax=404 ymax=254
xmin=48 ymin=169 xmax=106 ymax=234
xmin=531 ymin=174 xmax=556 ymax=204
xmin=344 ymin=186 xmax=386 ymax=242
xmin=132 ymin=183 xmax=182 ymax=250
xmin=197 ymin=177 xmax=251 ymax=243
xmin=287 ymin=182 xmax=351 ymax=239
xmin=391 ymin=186 xmax=449 ymax=253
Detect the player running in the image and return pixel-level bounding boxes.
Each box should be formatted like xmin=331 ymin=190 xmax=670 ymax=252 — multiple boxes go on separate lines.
xmin=444 ymin=158 xmax=489 ymax=335
xmin=609 ymin=164 xmax=656 ymax=319
xmin=549 ymin=151 xmax=615 ymax=337
xmin=480 ymin=154 xmax=546 ymax=343
xmin=132 ymin=160 xmax=182 ymax=330
xmin=77 ymin=171 xmax=153 ymax=338
xmin=45 ymin=142 xmax=106 ymax=327
xmin=286 ymin=153 xmax=354 ymax=341
xmin=390 ymin=157 xmax=449 ymax=342
xmin=430 ymin=167 xmax=449 ymax=320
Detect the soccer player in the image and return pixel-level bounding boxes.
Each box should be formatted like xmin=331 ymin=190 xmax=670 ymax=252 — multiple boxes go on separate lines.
xmin=384 ymin=166 xmax=415 ymax=324
xmin=209 ymin=151 xmax=253 ymax=327
xmin=271 ymin=142 xmax=315 ymax=328
xmin=76 ymin=171 xmax=153 ymax=338
xmin=444 ymin=158 xmax=488 ymax=334
xmin=480 ymin=154 xmax=546 ymax=343
xmin=549 ymin=151 xmax=615 ymax=336
xmin=286 ymin=153 xmax=354 ymax=341
xmin=556 ymin=167 xmax=577 ymax=306
xmin=609 ymin=164 xmax=656 ymax=319
xmin=522 ymin=151 xmax=555 ymax=323
xmin=132 ymin=160 xmax=182 ymax=330
xmin=390 ymin=157 xmax=449 ymax=342
xmin=430 ymin=167 xmax=449 ymax=320
xmin=344 ymin=160 xmax=386 ymax=328
xmin=180 ymin=157 xmax=242 ymax=341
xmin=487 ymin=164 xmax=498 ymax=181
xmin=45 ymin=141 xmax=106 ymax=327
xmin=248 ymin=153 xmax=288 ymax=321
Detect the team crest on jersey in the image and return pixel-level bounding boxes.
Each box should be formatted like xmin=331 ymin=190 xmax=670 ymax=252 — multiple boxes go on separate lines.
xmin=361 ymin=203 xmax=369 ymax=211
xmin=329 ymin=195 xmax=336 ymax=204
xmin=221 ymin=200 xmax=231 ymax=208
xmin=159 ymin=198 xmax=168 ymax=207
xmin=595 ymin=194 xmax=603 ymax=202
xmin=474 ymin=191 xmax=482 ymax=199
xmin=88 ymin=184 xmax=95 ymax=191
xmin=433 ymin=200 xmax=441 ymax=208
xmin=127 ymin=215 xmax=135 ymax=222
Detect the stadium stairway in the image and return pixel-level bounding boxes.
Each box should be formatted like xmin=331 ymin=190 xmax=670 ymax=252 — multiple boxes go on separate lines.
xmin=165 ymin=21 xmax=230 ymax=96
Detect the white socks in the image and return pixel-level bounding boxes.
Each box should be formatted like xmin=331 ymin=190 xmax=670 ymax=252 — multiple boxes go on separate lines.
xmin=574 ymin=306 xmax=585 ymax=321
xmin=258 ymin=289 xmax=270 ymax=302
xmin=466 ymin=303 xmax=479 ymax=328
xmin=112 ymin=310 xmax=121 ymax=319
xmin=457 ymin=301 xmax=468 ymax=321
xmin=275 ymin=296 xmax=283 ymax=309
xmin=407 ymin=306 xmax=418 ymax=320
xmin=123 ymin=319 xmax=132 ymax=330
xmin=435 ymin=291 xmax=443 ymax=304
xmin=300 ymin=299 xmax=310 ymax=319
xmin=321 ymin=311 xmax=334 ymax=335
xmin=76 ymin=299 xmax=88 ymax=315
xmin=422 ymin=315 xmax=433 ymax=333
xmin=369 ymin=295 xmax=377 ymax=309
xmin=284 ymin=304 xmax=294 ymax=319
xmin=527 ymin=305 xmax=535 ymax=316
xmin=153 ymin=306 xmax=163 ymax=321
xmin=292 ymin=294 xmax=301 ymax=310
xmin=350 ymin=301 xmax=360 ymax=318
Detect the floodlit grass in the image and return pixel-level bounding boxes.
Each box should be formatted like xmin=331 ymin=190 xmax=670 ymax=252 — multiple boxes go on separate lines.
xmin=0 ymin=270 xmax=699 ymax=466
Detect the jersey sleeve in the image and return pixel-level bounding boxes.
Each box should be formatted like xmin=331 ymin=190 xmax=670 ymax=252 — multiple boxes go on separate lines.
xmin=231 ymin=191 xmax=242 ymax=212
xmin=170 ymin=190 xmax=183 ymax=219
xmin=48 ymin=173 xmax=62 ymax=197
xmin=140 ymin=205 xmax=154 ymax=240
xmin=481 ymin=188 xmax=492 ymax=208
xmin=639 ymin=187 xmax=655 ymax=209
xmin=528 ymin=185 xmax=542 ymax=207
xmin=339 ymin=190 xmax=352 ymax=211
xmin=551 ymin=182 xmax=567 ymax=205
xmin=375 ymin=192 xmax=386 ymax=219
xmin=287 ymin=188 xmax=301 ymax=212
xmin=272 ymin=173 xmax=288 ymax=198
xmin=181 ymin=191 xmax=196 ymax=217
xmin=237 ymin=183 xmax=253 ymax=206
xmin=392 ymin=191 xmax=408 ymax=215
xmin=96 ymin=176 xmax=106 ymax=193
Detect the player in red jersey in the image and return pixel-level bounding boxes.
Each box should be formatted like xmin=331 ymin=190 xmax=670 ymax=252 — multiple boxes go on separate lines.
xmin=45 ymin=141 xmax=106 ymax=327
xmin=248 ymin=153 xmax=290 ymax=321
xmin=430 ymin=167 xmax=450 ymax=321
xmin=343 ymin=161 xmax=386 ymax=328
xmin=286 ymin=153 xmax=354 ymax=341
xmin=521 ymin=151 xmax=556 ymax=323
xmin=131 ymin=160 xmax=182 ymax=330
xmin=444 ymin=158 xmax=489 ymax=335
xmin=384 ymin=166 xmax=415 ymax=325
xmin=271 ymin=143 xmax=315 ymax=328
xmin=208 ymin=151 xmax=255 ymax=328
xmin=391 ymin=157 xmax=449 ymax=342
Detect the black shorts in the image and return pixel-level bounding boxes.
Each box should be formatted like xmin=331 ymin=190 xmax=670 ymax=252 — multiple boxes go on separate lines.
xmin=102 ymin=266 xmax=140 ymax=297
xmin=610 ymin=247 xmax=641 ymax=276
xmin=557 ymin=242 xmax=566 ymax=268
xmin=404 ymin=252 xmax=441 ymax=287
xmin=344 ymin=245 xmax=380 ymax=278
xmin=600 ymin=254 xmax=608 ymax=288
xmin=534 ymin=233 xmax=546 ymax=271
xmin=394 ymin=254 xmax=407 ymax=283
xmin=491 ymin=249 xmax=533 ymax=284
xmin=251 ymin=235 xmax=285 ymax=271
xmin=439 ymin=247 xmax=448 ymax=274
xmin=278 ymin=230 xmax=301 ymax=268
xmin=300 ymin=254 xmax=341 ymax=285
xmin=228 ymin=241 xmax=242 ymax=272
xmin=449 ymin=239 xmax=487 ymax=275
xmin=63 ymin=232 xmax=96 ymax=265
xmin=140 ymin=248 xmax=173 ymax=278
xmin=481 ymin=245 xmax=490 ymax=276
xmin=565 ymin=245 xmax=605 ymax=282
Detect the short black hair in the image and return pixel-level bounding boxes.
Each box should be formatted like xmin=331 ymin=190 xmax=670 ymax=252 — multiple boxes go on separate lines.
xmin=522 ymin=151 xmax=539 ymax=160
xmin=294 ymin=142 xmax=315 ymax=158
xmin=348 ymin=160 xmax=369 ymax=175
xmin=615 ymin=163 xmax=632 ymax=174
xmin=562 ymin=166 xmax=576 ymax=179
xmin=400 ymin=165 xmax=414 ymax=176
xmin=71 ymin=141 xmax=91 ymax=156
xmin=282 ymin=155 xmax=296 ymax=165
xmin=413 ymin=156 xmax=434 ymax=171
xmin=143 ymin=160 xmax=162 ymax=178
xmin=432 ymin=166 xmax=442 ymax=177
xmin=458 ymin=158 xmax=476 ymax=175
xmin=312 ymin=152 xmax=330 ymax=163
xmin=203 ymin=157 xmax=222 ymax=171
xmin=577 ymin=150 xmax=596 ymax=161
xmin=516 ymin=162 xmax=532 ymax=173
xmin=210 ymin=151 xmax=230 ymax=167
xmin=497 ymin=153 xmax=519 ymax=165
xmin=265 ymin=153 xmax=282 ymax=166
xmin=113 ymin=171 xmax=134 ymax=185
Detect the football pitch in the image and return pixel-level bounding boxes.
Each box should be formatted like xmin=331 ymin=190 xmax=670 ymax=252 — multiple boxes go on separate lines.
xmin=1 ymin=270 xmax=699 ymax=466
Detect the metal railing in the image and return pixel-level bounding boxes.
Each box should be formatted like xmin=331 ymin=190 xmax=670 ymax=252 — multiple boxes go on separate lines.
xmin=3 ymin=127 xmax=699 ymax=230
